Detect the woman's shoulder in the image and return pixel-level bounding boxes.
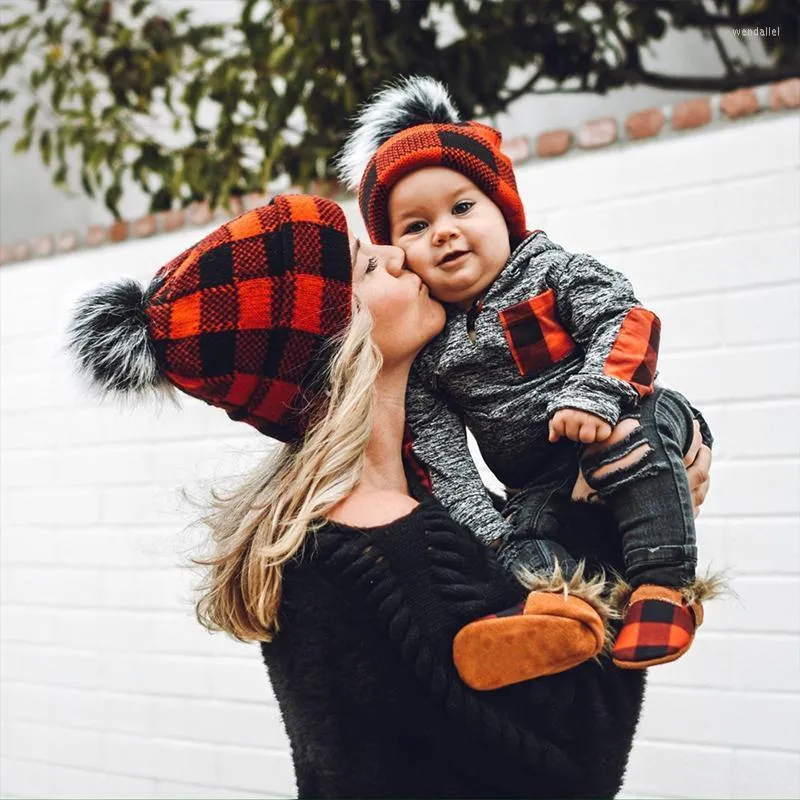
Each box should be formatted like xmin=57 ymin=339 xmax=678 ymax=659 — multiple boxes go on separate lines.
xmin=326 ymin=487 xmax=420 ymax=528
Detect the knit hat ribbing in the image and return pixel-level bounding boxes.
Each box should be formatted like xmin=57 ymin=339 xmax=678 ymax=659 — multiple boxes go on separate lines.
xmin=336 ymin=76 xmax=527 ymax=246
xmin=67 ymin=195 xmax=352 ymax=442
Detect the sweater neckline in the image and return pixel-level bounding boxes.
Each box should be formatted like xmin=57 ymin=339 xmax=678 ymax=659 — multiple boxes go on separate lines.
xmin=320 ymin=493 xmax=434 ymax=535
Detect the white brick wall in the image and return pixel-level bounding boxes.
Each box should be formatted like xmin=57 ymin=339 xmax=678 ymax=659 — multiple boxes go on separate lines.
xmin=1 ymin=112 xmax=798 ymax=798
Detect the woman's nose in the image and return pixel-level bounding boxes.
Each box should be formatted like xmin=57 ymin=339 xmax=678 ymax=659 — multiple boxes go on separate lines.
xmin=378 ymin=244 xmax=407 ymax=276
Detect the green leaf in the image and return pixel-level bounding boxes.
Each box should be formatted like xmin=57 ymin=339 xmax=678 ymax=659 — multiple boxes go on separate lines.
xmin=0 ymin=118 xmax=11 ymax=133
xmin=80 ymin=169 xmax=95 ymax=197
xmin=51 ymin=78 xmax=66 ymax=110
xmin=104 ymin=183 xmax=122 ymax=217
xmin=23 ymin=104 xmax=38 ymax=129
xmin=39 ymin=129 xmax=52 ymax=165
xmin=53 ymin=163 xmax=68 ymax=189
xmin=13 ymin=131 xmax=32 ymax=153
xmin=149 ymin=186 xmax=172 ymax=212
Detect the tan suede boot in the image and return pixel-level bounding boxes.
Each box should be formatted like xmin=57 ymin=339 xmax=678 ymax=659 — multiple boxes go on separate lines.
xmin=453 ymin=590 xmax=607 ymax=690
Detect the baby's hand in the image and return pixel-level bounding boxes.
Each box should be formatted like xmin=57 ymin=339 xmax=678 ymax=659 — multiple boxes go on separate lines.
xmin=549 ymin=409 xmax=612 ymax=444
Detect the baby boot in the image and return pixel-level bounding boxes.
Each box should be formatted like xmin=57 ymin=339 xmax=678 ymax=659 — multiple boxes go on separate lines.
xmin=612 ymin=584 xmax=702 ymax=669
xmin=453 ymin=590 xmax=606 ymax=691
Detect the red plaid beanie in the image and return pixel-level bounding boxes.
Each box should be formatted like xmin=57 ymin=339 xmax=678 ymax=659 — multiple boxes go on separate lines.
xmin=336 ymin=76 xmax=527 ymax=247
xmin=67 ymin=195 xmax=352 ymax=442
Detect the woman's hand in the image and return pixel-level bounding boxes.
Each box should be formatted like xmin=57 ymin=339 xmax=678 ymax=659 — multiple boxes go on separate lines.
xmin=683 ymin=418 xmax=712 ymax=518
xmin=571 ymin=419 xmax=712 ymax=517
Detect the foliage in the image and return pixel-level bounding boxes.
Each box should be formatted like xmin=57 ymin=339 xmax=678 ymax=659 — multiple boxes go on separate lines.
xmin=1 ymin=0 xmax=797 ymax=217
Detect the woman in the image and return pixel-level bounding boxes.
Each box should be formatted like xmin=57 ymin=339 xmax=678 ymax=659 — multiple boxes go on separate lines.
xmin=67 ymin=195 xmax=711 ymax=798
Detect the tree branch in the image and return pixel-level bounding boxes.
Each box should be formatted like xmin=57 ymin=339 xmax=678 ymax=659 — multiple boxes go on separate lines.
xmin=501 ymin=66 xmax=543 ymax=105
xmin=529 ymin=86 xmax=594 ymax=95
xmin=638 ymin=1 xmax=783 ymax=27
xmin=709 ymin=25 xmax=736 ymax=77
xmin=625 ymin=62 xmax=800 ymax=92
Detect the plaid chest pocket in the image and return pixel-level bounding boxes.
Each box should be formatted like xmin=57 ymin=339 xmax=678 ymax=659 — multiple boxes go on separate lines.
xmin=498 ymin=288 xmax=576 ymax=376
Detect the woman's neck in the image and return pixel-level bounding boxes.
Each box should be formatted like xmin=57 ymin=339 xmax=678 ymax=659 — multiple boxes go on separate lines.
xmin=360 ymin=363 xmax=412 ymax=495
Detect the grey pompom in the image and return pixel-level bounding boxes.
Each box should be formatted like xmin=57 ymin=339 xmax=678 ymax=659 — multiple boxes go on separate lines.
xmin=66 ymin=278 xmax=167 ymax=396
xmin=334 ymin=75 xmax=460 ymax=191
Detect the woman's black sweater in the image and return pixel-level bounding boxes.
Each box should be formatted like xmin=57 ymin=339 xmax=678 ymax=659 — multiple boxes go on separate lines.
xmin=261 ymin=495 xmax=645 ymax=799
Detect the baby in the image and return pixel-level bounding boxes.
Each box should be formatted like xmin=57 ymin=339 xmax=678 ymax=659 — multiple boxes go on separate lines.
xmin=338 ymin=77 xmax=718 ymax=689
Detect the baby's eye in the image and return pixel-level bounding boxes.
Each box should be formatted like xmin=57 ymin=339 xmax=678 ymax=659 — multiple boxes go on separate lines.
xmin=453 ymin=200 xmax=474 ymax=215
xmin=403 ymin=220 xmax=427 ymax=235
xmin=366 ymin=256 xmax=379 ymax=274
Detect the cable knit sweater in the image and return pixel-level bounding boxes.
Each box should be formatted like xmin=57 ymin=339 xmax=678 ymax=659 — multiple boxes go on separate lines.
xmin=261 ymin=494 xmax=645 ymax=799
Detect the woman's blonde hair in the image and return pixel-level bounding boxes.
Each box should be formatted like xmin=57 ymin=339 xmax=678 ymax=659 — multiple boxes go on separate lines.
xmin=194 ymin=300 xmax=381 ymax=641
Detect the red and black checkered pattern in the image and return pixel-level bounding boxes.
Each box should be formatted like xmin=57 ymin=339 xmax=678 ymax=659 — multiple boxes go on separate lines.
xmin=145 ymin=195 xmax=352 ymax=442
xmin=402 ymin=425 xmax=433 ymax=494
xmin=359 ymin=121 xmax=527 ymax=246
xmin=612 ymin=587 xmax=699 ymax=668
xmin=603 ymin=307 xmax=661 ymax=397
xmin=498 ymin=288 xmax=577 ymax=376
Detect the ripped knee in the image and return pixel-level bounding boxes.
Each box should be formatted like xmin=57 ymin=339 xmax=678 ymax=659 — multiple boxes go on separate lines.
xmin=581 ymin=419 xmax=658 ymax=494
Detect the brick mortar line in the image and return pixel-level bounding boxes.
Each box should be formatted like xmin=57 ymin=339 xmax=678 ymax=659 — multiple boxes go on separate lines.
xmin=0 ymin=79 xmax=797 ymax=265
xmin=0 ymin=674 xmax=271 ymax=699
xmin=648 ymin=279 xmax=800 ymax=301
xmin=528 ymin=163 xmax=800 ymax=213
xmin=647 ymin=685 xmax=800 ymax=697
xmin=0 ymin=753 xmax=292 ymax=787
xmin=1 ymin=727 xmax=289 ymax=754
xmin=1 ymin=681 xmax=275 ymax=707
xmin=2 ymin=644 xmax=257 ymax=661
xmin=636 ymin=737 xmax=800 ymax=755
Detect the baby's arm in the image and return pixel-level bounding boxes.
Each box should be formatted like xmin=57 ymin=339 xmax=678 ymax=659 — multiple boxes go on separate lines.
xmin=546 ymin=252 xmax=661 ymax=433
xmin=407 ymin=364 xmax=514 ymax=549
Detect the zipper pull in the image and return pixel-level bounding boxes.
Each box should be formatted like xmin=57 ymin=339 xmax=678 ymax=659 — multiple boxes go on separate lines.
xmin=466 ymin=298 xmax=484 ymax=342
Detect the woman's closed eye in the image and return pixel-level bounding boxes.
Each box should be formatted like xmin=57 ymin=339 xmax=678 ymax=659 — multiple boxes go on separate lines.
xmin=365 ymin=256 xmax=379 ymax=274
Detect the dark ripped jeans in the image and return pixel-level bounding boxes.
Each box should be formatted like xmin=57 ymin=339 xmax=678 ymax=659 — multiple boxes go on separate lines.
xmin=499 ymin=388 xmax=704 ymax=590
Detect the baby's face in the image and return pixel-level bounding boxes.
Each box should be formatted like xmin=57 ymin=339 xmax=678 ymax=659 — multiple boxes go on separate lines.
xmin=388 ymin=167 xmax=511 ymax=307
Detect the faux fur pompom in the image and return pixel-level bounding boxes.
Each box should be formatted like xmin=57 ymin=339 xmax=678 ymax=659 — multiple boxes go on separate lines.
xmin=335 ymin=75 xmax=461 ymax=191
xmin=66 ymin=278 xmax=167 ymax=397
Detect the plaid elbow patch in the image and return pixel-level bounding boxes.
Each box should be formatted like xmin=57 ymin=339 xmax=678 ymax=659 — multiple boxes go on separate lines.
xmin=360 ymin=121 xmax=527 ymax=246
xmin=498 ymin=288 xmax=576 ymax=376
xmin=603 ymin=307 xmax=661 ymax=397
xmin=146 ymin=196 xmax=351 ymax=441
xmin=612 ymin=595 xmax=696 ymax=666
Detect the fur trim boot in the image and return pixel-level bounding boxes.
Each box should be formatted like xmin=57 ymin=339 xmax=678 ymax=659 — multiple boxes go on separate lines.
xmin=452 ymin=562 xmax=613 ymax=691
xmin=610 ymin=572 xmax=727 ymax=670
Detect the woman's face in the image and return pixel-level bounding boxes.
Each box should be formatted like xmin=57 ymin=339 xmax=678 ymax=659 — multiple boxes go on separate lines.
xmin=350 ymin=235 xmax=446 ymax=364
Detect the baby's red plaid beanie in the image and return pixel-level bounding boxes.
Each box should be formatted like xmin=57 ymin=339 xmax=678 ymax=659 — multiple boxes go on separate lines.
xmin=335 ymin=76 xmax=526 ymax=247
xmin=360 ymin=121 xmax=527 ymax=247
